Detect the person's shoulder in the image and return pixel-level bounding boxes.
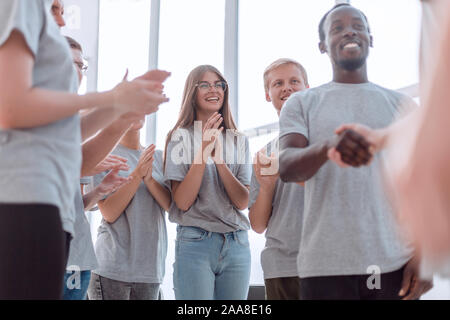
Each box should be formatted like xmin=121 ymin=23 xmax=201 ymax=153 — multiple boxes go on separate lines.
xmin=168 ymin=126 xmax=194 ymax=143
xmin=11 ymin=0 xmax=46 ymax=19
xmin=291 ymin=83 xmax=329 ymax=98
xmin=369 ymin=82 xmax=417 ymax=105
xmin=113 ymin=144 xmax=135 ymax=158
xmin=0 ymin=0 xmax=45 ymax=47
xmin=288 ymin=83 xmax=332 ymax=106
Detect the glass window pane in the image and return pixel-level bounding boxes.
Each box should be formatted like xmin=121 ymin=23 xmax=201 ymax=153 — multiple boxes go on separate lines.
xmin=239 ymin=0 xmax=336 ymax=131
xmin=157 ymin=0 xmax=225 ymax=149
xmin=350 ymin=0 xmax=421 ymax=89
xmin=98 ymin=0 xmax=151 ymax=90
xmin=97 ymin=0 xmax=151 ymax=143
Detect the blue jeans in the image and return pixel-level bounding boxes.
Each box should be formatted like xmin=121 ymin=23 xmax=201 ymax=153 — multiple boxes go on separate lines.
xmin=173 ymin=226 xmax=251 ymax=300
xmin=63 ymin=270 xmax=91 ymax=300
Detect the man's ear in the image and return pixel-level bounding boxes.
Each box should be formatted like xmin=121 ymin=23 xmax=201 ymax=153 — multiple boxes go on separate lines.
xmin=370 ymin=35 xmax=374 ymax=48
xmin=319 ymin=41 xmax=327 ymax=54
xmin=265 ymin=91 xmax=272 ymax=102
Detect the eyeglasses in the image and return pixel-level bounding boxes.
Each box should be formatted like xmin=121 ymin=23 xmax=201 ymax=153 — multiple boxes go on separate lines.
xmin=74 ymin=60 xmax=88 ymax=74
xmin=195 ymin=81 xmax=227 ymax=92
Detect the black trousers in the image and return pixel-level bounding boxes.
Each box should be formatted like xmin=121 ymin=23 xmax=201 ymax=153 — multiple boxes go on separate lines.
xmin=299 ymin=266 xmax=406 ymax=300
xmin=264 ymin=277 xmax=301 ymax=300
xmin=0 ymin=204 xmax=71 ymax=300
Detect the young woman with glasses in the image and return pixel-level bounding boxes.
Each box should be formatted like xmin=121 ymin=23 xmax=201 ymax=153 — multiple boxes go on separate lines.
xmin=164 ymin=65 xmax=252 ymax=300
xmin=0 ymin=0 xmax=168 ymax=299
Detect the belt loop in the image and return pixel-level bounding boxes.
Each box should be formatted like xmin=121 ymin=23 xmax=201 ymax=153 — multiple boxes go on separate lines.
xmin=208 ymin=231 xmax=212 ymax=238
xmin=232 ymin=231 xmax=237 ymax=241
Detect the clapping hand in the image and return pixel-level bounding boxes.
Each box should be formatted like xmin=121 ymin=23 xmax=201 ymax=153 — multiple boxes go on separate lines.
xmin=134 ymin=144 xmax=156 ymax=179
xmin=253 ymin=149 xmax=279 ymax=189
xmin=202 ymin=112 xmax=224 ymax=163
xmin=96 ymin=168 xmax=131 ymax=197
xmin=86 ymin=154 xmax=129 ymax=177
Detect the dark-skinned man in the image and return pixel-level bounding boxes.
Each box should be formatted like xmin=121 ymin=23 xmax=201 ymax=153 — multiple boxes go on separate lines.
xmin=278 ymin=4 xmax=433 ymax=300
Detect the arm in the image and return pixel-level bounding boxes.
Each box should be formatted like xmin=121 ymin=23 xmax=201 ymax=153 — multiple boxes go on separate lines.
xmin=171 ymin=150 xmax=207 ymax=212
xmin=82 ymin=169 xmax=129 ymax=211
xmin=0 ymin=31 xmax=169 ymax=130
xmin=83 ymin=188 xmax=103 ymax=211
xmin=399 ymin=255 xmax=433 ymax=300
xmin=81 ymin=116 xmax=134 ymax=177
xmin=279 ymin=133 xmax=331 ymax=183
xmin=215 ymin=163 xmax=249 ymax=211
xmin=80 ymin=107 xmax=119 ymax=142
xmin=142 ymin=146 xmax=171 ymax=211
xmin=97 ymin=174 xmax=141 ymax=223
xmin=248 ymin=151 xmax=278 ymax=233
xmin=80 ymin=72 xmax=140 ymax=142
xmin=280 ymin=130 xmax=372 ymax=182
xmin=97 ymin=146 xmax=154 ymax=223
xmin=249 ymin=185 xmax=276 ymax=234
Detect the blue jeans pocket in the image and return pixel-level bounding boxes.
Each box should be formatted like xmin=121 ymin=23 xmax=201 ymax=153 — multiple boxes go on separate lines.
xmin=176 ymin=226 xmax=208 ymax=242
xmin=235 ymin=230 xmax=249 ymax=247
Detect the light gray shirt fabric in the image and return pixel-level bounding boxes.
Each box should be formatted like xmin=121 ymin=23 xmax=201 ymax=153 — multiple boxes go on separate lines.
xmin=164 ymin=126 xmax=251 ymax=233
xmin=0 ymin=0 xmax=81 ymax=236
xmin=279 ymin=81 xmax=415 ymax=278
xmin=66 ymin=179 xmax=98 ymax=271
xmin=249 ymin=138 xmax=304 ymax=279
xmin=93 ymin=146 xmax=168 ymax=284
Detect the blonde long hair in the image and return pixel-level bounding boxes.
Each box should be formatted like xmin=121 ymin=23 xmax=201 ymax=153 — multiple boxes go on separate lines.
xmin=163 ymin=65 xmax=238 ymax=170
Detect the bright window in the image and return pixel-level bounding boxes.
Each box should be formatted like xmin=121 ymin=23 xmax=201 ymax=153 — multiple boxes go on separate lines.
xmin=351 ymin=0 xmax=421 ymax=89
xmin=238 ymin=0 xmax=336 ymax=131
xmin=97 ymin=0 xmax=152 ymax=143
xmin=156 ymin=0 xmax=226 ymax=149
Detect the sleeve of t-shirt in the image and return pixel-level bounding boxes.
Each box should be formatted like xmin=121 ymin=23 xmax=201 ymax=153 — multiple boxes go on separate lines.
xmin=279 ymin=94 xmax=309 ymax=140
xmin=248 ymin=169 xmax=260 ymax=209
xmin=235 ymin=135 xmax=251 ymax=187
xmin=152 ymin=150 xmax=170 ymax=190
xmin=164 ymin=137 xmax=190 ymax=191
xmin=396 ymin=93 xmax=420 ymax=118
xmin=0 ymin=0 xmax=45 ymax=57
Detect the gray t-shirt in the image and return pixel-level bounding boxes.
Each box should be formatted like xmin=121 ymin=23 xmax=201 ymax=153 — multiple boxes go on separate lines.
xmin=66 ymin=179 xmax=98 ymax=271
xmin=0 ymin=0 xmax=81 ymax=236
xmin=93 ymin=146 xmax=168 ymax=284
xmin=249 ymin=138 xmax=304 ymax=279
xmin=164 ymin=126 xmax=251 ymax=233
xmin=279 ymin=81 xmax=415 ymax=278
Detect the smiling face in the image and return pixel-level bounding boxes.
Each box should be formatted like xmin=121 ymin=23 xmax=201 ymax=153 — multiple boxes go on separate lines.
xmin=265 ymin=63 xmax=309 ymax=115
xmin=195 ymin=71 xmax=226 ymax=114
xmin=320 ymin=6 xmax=372 ymax=71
